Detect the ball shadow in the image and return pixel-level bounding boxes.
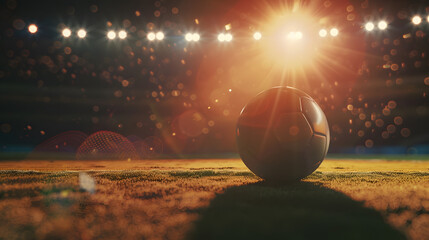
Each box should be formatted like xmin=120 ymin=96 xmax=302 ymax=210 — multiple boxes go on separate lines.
xmin=188 ymin=181 xmax=405 ymax=240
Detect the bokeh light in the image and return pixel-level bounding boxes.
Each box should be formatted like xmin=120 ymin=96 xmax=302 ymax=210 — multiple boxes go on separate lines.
xmin=224 ymin=33 xmax=232 ymax=42
xmin=185 ymin=33 xmax=200 ymax=42
xmin=185 ymin=33 xmax=193 ymax=41
xmin=147 ymin=32 xmax=156 ymax=41
xmin=62 ymin=28 xmax=71 ymax=38
xmin=192 ymin=33 xmax=200 ymax=41
xmin=77 ymin=29 xmax=87 ymax=38
xmin=253 ymin=32 xmax=262 ymax=40
xmin=330 ymin=28 xmax=339 ymax=37
xmin=28 ymin=24 xmax=38 ymax=34
xmin=118 ymin=30 xmax=127 ymax=39
xmin=365 ymin=22 xmax=375 ymax=31
xmin=218 ymin=33 xmax=232 ymax=42
xmin=412 ymin=15 xmax=422 ymax=25
xmin=107 ymin=30 xmax=116 ymax=39
xmin=319 ymin=29 xmax=327 ymax=37
xmin=217 ymin=33 xmax=226 ymax=42
xmin=378 ymin=20 xmax=388 ymax=30
xmin=155 ymin=31 xmax=164 ymax=40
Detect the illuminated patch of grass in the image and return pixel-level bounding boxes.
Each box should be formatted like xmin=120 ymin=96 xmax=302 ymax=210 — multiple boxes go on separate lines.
xmin=95 ymin=170 xmax=257 ymax=181
xmin=0 ymin=170 xmax=46 ymax=176
xmin=306 ymin=171 xmax=429 ymax=182
xmin=96 ymin=171 xmax=170 ymax=182
xmin=0 ymin=160 xmax=427 ymax=240
xmin=168 ymin=170 xmax=256 ymax=178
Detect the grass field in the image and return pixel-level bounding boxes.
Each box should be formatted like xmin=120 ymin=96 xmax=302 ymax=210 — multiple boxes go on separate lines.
xmin=0 ymin=159 xmax=428 ymax=240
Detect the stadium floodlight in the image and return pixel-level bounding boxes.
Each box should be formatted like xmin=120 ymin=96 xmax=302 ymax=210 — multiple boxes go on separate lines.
xmin=412 ymin=15 xmax=422 ymax=25
xmin=77 ymin=29 xmax=87 ymax=38
xmin=147 ymin=32 xmax=156 ymax=41
xmin=62 ymin=28 xmax=71 ymax=38
xmin=118 ymin=30 xmax=127 ymax=39
xmin=319 ymin=29 xmax=327 ymax=37
xmin=330 ymin=28 xmax=339 ymax=37
xmin=28 ymin=24 xmax=38 ymax=34
xmin=185 ymin=33 xmax=193 ymax=41
xmin=185 ymin=33 xmax=200 ymax=42
xmin=225 ymin=33 xmax=233 ymax=42
xmin=155 ymin=31 xmax=164 ymax=40
xmin=218 ymin=33 xmax=226 ymax=42
xmin=364 ymin=22 xmax=375 ymax=31
xmin=378 ymin=21 xmax=388 ymax=30
xmin=192 ymin=33 xmax=200 ymax=42
xmin=218 ymin=33 xmax=232 ymax=42
xmin=107 ymin=30 xmax=116 ymax=40
xmin=253 ymin=32 xmax=262 ymax=40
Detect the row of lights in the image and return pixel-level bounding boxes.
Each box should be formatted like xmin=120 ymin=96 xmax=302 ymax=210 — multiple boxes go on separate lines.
xmin=27 ymin=25 xmax=90 ymax=39
xmin=363 ymin=15 xmax=429 ymax=32
xmin=364 ymin=20 xmax=388 ymax=31
xmin=25 ymin=15 xmax=429 ymax=41
xmin=27 ymin=24 xmax=338 ymax=42
xmin=62 ymin=28 xmax=128 ymax=39
xmin=147 ymin=31 xmax=165 ymax=41
xmin=319 ymin=28 xmax=339 ymax=37
xmin=107 ymin=30 xmax=127 ymax=39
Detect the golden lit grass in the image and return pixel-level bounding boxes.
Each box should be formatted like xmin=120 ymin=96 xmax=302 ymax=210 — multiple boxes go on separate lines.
xmin=0 ymin=159 xmax=428 ymax=240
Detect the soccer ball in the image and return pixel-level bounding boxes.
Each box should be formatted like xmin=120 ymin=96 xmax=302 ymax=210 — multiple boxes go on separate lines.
xmin=236 ymin=86 xmax=330 ymax=182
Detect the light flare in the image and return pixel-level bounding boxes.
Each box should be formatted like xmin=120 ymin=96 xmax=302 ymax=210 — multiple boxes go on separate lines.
xmin=147 ymin=32 xmax=156 ymax=41
xmin=364 ymin=22 xmax=375 ymax=31
xmin=185 ymin=33 xmax=200 ymax=42
xmin=217 ymin=33 xmax=226 ymax=42
xmin=287 ymin=31 xmax=303 ymax=40
xmin=107 ymin=30 xmax=116 ymax=39
xmin=185 ymin=33 xmax=193 ymax=41
xmin=253 ymin=32 xmax=262 ymax=40
xmin=77 ymin=29 xmax=87 ymax=38
xmin=192 ymin=33 xmax=200 ymax=41
xmin=330 ymin=28 xmax=339 ymax=37
xmin=378 ymin=20 xmax=388 ymax=30
xmin=225 ymin=33 xmax=232 ymax=42
xmin=62 ymin=28 xmax=71 ymax=38
xmin=218 ymin=33 xmax=232 ymax=42
xmin=118 ymin=30 xmax=127 ymax=39
xmin=319 ymin=29 xmax=327 ymax=37
xmin=412 ymin=16 xmax=422 ymax=25
xmin=28 ymin=24 xmax=38 ymax=34
xmin=155 ymin=31 xmax=164 ymax=40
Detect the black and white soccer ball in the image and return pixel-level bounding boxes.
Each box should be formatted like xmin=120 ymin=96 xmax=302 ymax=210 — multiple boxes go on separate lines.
xmin=236 ymin=86 xmax=330 ymax=182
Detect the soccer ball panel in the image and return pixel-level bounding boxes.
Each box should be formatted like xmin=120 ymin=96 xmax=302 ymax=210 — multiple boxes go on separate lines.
xmin=305 ymin=134 xmax=327 ymax=172
xmin=300 ymin=96 xmax=329 ymax=136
